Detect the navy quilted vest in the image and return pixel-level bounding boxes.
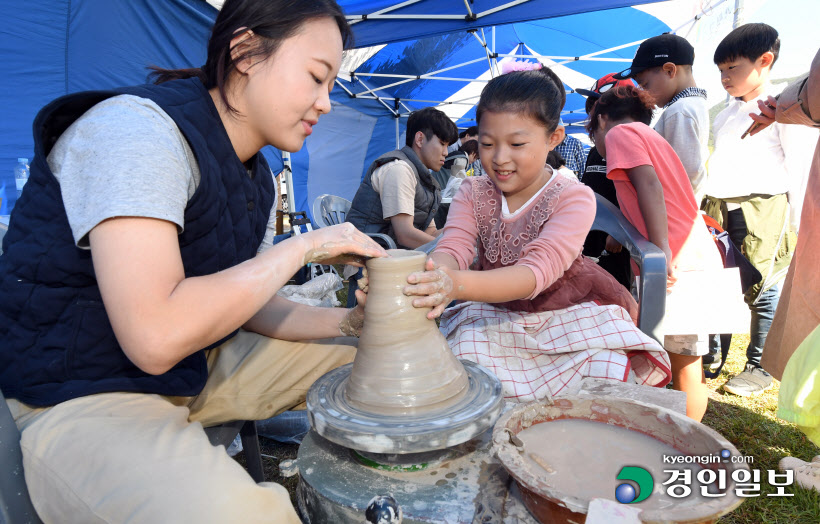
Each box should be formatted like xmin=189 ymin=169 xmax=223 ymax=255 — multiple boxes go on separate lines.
xmin=0 ymin=78 xmax=275 ymax=406
xmin=347 ymin=146 xmax=440 ymax=247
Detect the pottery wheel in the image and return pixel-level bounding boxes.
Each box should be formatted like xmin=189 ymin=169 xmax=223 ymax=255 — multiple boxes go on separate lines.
xmin=307 ymin=360 xmax=503 ymax=454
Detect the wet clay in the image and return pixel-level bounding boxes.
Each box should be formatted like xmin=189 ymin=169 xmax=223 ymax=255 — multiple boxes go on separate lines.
xmin=346 ymin=249 xmax=468 ymax=414
xmin=516 ymin=419 xmax=719 ymax=511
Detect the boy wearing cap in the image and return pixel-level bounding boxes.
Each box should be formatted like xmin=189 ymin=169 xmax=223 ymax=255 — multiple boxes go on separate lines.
xmin=614 ymin=33 xmax=709 ymax=200
xmin=576 ymin=73 xmax=635 ymax=289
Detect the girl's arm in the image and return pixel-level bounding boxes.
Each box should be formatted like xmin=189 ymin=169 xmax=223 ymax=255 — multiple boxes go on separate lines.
xmin=90 ymin=218 xmax=384 ymax=375
xmin=406 ymin=183 xmax=594 ymax=318
xmin=406 ymin=258 xmax=537 ymax=318
xmin=406 ymin=177 xmax=527 ymax=318
xmin=625 ymin=165 xmax=674 ymax=281
xmin=442 ymin=265 xmax=537 ymax=303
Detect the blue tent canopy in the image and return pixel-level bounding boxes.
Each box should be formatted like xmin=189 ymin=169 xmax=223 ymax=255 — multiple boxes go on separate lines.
xmin=268 ymin=5 xmax=673 ymax=217
xmin=340 ymin=0 xmax=661 ymax=47
xmin=0 ymin=0 xmax=681 ymax=218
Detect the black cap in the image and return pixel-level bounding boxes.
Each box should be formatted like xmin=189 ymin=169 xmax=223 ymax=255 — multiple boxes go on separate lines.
xmin=613 ymin=33 xmax=695 ymax=80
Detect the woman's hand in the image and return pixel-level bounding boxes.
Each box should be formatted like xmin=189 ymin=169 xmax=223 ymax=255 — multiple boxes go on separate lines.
xmin=339 ymin=288 xmax=366 ymax=337
xmin=748 ymin=95 xmax=778 ymax=136
xmin=403 ymin=257 xmax=456 ymax=319
xmin=300 ymin=223 xmax=387 ymax=266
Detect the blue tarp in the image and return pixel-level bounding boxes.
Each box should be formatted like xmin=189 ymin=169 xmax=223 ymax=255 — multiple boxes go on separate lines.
xmin=0 ymin=0 xmax=671 ymax=218
xmin=1 ymin=0 xmax=215 ymax=214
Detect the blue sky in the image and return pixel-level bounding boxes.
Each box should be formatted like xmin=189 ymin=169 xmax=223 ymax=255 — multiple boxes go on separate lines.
xmin=745 ymin=0 xmax=818 ymax=80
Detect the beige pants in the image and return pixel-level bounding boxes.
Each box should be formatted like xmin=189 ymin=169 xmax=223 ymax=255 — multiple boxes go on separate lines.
xmin=9 ymin=330 xmax=357 ymax=524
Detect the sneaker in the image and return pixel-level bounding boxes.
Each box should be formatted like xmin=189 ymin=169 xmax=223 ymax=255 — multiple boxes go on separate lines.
xmin=702 ymin=353 xmax=722 ymax=372
xmin=779 ymin=456 xmax=820 ymax=492
xmin=722 ymin=364 xmax=773 ymax=397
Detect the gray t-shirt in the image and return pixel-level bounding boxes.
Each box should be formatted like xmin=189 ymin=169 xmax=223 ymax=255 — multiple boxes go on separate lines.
xmin=46 ymin=95 xmax=278 ymax=251
xmin=653 ymin=95 xmax=709 ymax=200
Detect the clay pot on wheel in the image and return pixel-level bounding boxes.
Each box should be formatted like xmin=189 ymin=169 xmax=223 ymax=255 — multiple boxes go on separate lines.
xmin=346 ymin=249 xmax=468 ymax=414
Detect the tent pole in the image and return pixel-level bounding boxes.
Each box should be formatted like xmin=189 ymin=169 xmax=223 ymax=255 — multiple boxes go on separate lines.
xmin=347 ymin=0 xmax=425 ymax=25
xmin=353 ymin=78 xmax=400 ymax=117
xmin=282 ymin=151 xmax=295 ymax=214
xmin=395 ymin=99 xmax=401 ymax=149
xmin=461 ymin=0 xmax=474 ymax=19
xmin=728 ymin=0 xmax=745 ymax=104
xmin=491 ymin=26 xmax=497 ymax=77
xmin=732 ymin=0 xmax=744 ymax=28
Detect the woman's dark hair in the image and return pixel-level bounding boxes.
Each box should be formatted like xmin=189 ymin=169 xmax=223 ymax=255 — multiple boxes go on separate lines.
xmin=714 ymin=23 xmax=779 ymax=67
xmin=458 ymin=139 xmax=478 ymax=157
xmin=476 ymin=65 xmax=566 ymax=133
xmin=405 ymin=107 xmax=458 ymax=147
xmin=585 ymin=85 xmax=654 ymax=141
xmin=149 ymin=0 xmax=352 ymax=114
xmin=546 ymin=150 xmax=566 ymax=170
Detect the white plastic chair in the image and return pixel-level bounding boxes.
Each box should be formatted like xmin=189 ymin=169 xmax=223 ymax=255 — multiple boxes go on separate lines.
xmin=590 ymin=193 xmax=666 ymax=343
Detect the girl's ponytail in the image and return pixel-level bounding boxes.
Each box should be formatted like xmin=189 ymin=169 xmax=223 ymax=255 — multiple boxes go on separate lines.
xmin=476 ymin=61 xmax=565 ymax=132
xmin=148 ymin=67 xmax=208 ymax=85
xmin=537 ymin=66 xmax=566 ymax=115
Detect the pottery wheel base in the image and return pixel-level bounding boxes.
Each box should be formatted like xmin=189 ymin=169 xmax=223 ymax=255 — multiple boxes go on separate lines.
xmin=297 ymin=428 xmax=525 ymax=524
xmin=306 ymin=360 xmax=503 ymax=454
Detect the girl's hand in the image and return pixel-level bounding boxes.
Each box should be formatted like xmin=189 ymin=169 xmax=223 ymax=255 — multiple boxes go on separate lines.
xmin=339 ymin=289 xmax=366 ymax=337
xmin=404 ymin=257 xmax=455 ymax=319
xmin=300 ymin=223 xmax=387 ymax=266
xmin=663 ymin=245 xmax=677 ymax=288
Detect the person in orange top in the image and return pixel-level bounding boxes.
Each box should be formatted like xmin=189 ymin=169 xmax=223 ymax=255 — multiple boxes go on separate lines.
xmin=587 ymin=85 xmax=723 ymax=421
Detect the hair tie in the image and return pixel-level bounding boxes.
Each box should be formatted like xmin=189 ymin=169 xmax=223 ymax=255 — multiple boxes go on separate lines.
xmin=500 ymin=60 xmax=543 ymax=75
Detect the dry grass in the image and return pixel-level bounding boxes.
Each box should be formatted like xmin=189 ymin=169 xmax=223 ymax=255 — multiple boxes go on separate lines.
xmin=701 ymin=333 xmax=820 ymax=522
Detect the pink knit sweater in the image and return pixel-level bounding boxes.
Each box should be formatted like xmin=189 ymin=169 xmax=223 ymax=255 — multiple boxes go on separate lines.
xmin=435 ymin=174 xmax=637 ymax=318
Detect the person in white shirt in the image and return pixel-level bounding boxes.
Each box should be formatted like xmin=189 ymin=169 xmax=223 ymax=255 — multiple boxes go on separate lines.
xmin=702 ymin=23 xmax=818 ymax=397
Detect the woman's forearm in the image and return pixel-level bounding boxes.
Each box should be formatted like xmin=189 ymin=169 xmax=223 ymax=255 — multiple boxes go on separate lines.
xmin=243 ymin=295 xmax=349 ymax=340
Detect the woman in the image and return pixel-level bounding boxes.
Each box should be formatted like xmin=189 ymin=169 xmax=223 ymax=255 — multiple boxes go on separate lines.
xmin=0 ymin=1 xmax=385 ymax=522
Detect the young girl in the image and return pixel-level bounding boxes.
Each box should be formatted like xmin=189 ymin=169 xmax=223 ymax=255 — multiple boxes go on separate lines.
xmin=403 ymin=65 xmax=672 ymax=405
xmin=586 ymin=85 xmax=725 ymax=421
xmin=0 ymin=1 xmax=386 ymax=522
